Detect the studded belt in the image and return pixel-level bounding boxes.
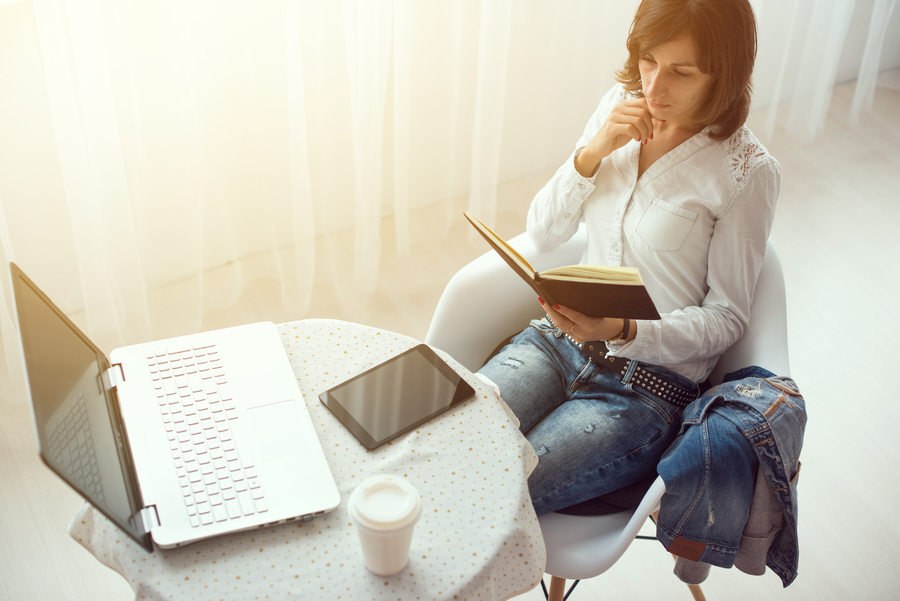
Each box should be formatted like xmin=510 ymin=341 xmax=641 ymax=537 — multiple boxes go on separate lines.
xmin=577 ymin=338 xmax=698 ymax=410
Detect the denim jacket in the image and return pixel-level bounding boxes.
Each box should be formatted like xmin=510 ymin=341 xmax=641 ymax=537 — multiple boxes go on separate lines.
xmin=655 ymin=367 xmax=806 ymax=587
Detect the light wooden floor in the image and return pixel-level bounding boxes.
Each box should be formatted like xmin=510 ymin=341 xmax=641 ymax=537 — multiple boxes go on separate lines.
xmin=2 ymin=75 xmax=899 ymax=601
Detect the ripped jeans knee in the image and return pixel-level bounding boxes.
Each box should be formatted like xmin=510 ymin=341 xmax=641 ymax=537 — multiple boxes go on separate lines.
xmin=476 ymin=330 xmax=576 ymax=434
xmin=500 ymin=356 xmax=524 ymax=369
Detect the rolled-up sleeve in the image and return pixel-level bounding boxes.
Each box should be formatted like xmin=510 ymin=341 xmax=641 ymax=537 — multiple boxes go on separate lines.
xmin=527 ymin=86 xmax=626 ymax=251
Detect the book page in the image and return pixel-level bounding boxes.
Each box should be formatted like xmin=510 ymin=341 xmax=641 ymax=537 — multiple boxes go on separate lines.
xmin=541 ymin=264 xmax=643 ymax=285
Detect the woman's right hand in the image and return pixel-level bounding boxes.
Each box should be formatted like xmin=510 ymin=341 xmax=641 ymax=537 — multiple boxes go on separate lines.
xmin=574 ymin=97 xmax=657 ymax=177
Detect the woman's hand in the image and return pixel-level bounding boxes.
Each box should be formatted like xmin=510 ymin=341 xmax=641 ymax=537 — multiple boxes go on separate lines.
xmin=539 ymin=298 xmax=631 ymax=344
xmin=574 ymin=97 xmax=660 ymax=177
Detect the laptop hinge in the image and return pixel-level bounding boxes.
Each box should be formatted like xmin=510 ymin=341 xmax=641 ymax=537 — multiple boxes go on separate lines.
xmin=139 ymin=505 xmax=160 ymax=532
xmin=105 ymin=364 xmax=125 ymax=389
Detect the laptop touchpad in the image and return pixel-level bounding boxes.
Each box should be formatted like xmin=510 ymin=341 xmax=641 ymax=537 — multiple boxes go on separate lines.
xmin=245 ymin=400 xmax=313 ymax=463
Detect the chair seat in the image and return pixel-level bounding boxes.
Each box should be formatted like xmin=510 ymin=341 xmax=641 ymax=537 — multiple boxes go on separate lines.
xmin=555 ymin=473 xmax=657 ymax=516
xmin=540 ymin=513 xmax=634 ymax=580
xmin=539 ymin=476 xmax=667 ymax=580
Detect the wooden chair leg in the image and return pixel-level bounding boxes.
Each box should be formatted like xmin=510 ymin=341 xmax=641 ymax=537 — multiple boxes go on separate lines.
xmin=547 ymin=576 xmax=566 ymax=601
xmin=687 ymin=583 xmax=707 ymax=601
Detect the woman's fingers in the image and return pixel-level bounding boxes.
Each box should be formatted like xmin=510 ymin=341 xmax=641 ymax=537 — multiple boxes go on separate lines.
xmin=539 ymin=298 xmax=569 ymax=329
xmin=613 ymin=101 xmax=655 ymax=143
xmin=539 ymin=299 xmax=587 ymax=341
xmin=540 ymin=299 xmax=623 ymax=343
xmin=583 ymin=98 xmax=659 ymax=165
xmin=552 ymin=303 xmax=589 ymax=325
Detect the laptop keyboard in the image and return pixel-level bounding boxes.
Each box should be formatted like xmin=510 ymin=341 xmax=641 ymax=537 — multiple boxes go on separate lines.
xmin=148 ymin=342 xmax=268 ymax=528
xmin=46 ymin=391 xmax=105 ymax=502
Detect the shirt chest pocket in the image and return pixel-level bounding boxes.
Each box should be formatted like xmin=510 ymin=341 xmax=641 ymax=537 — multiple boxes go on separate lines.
xmin=635 ymin=197 xmax=698 ymax=252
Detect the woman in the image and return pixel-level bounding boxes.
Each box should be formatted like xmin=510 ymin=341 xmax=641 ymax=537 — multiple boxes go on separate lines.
xmin=478 ymin=0 xmax=780 ymax=516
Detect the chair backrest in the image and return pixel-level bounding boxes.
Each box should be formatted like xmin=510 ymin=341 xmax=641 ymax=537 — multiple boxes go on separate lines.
xmin=708 ymin=240 xmax=790 ymax=383
xmin=426 ymin=224 xmax=789 ymax=381
xmin=425 ymin=227 xmax=588 ymax=372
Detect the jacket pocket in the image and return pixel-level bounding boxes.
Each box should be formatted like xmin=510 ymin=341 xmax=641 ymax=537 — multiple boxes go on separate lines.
xmin=635 ymin=197 xmax=698 ymax=252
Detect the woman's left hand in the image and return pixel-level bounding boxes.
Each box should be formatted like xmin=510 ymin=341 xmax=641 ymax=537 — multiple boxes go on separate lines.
xmin=539 ymin=298 xmax=627 ymax=344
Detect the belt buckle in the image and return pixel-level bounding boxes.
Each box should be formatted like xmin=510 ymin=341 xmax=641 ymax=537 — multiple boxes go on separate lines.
xmin=581 ymin=340 xmax=607 ymax=362
xmin=581 ymin=340 xmax=628 ymax=374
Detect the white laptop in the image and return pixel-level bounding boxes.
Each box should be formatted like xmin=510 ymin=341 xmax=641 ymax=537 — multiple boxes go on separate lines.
xmin=9 ymin=262 xmax=340 ymax=551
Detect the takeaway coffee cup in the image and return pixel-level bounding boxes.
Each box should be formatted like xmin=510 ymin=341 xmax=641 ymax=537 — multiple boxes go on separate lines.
xmin=348 ymin=474 xmax=422 ymax=576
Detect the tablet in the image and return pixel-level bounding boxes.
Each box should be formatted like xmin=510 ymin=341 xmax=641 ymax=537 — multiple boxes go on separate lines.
xmin=318 ymin=344 xmax=475 ymax=450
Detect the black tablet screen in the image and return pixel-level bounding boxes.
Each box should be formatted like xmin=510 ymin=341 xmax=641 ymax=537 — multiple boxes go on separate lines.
xmin=318 ymin=344 xmax=474 ymax=449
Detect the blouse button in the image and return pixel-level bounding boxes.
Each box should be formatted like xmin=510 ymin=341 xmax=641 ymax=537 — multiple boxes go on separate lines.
xmin=612 ymin=242 xmax=619 ymax=251
xmin=564 ymin=213 xmax=571 ymax=219
xmin=577 ymin=183 xmax=586 ymax=191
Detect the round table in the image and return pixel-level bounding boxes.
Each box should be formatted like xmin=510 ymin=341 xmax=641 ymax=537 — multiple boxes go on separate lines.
xmin=69 ymin=319 xmax=545 ymax=600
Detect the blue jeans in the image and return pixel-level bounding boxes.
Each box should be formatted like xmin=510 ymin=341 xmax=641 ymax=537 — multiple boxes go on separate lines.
xmin=478 ymin=318 xmax=694 ymax=515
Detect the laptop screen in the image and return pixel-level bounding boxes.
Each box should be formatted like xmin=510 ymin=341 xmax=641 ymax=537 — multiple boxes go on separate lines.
xmin=10 ymin=263 xmax=151 ymax=551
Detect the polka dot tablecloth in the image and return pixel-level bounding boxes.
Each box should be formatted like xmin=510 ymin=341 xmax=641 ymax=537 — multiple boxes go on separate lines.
xmin=69 ymin=319 xmax=546 ymax=600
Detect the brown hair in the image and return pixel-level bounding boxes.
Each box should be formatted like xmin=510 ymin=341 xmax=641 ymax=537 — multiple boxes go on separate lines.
xmin=615 ymin=0 xmax=757 ymax=140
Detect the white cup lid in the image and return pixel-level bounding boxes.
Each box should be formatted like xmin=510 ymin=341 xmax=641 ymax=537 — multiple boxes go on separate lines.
xmin=349 ymin=475 xmax=421 ymax=530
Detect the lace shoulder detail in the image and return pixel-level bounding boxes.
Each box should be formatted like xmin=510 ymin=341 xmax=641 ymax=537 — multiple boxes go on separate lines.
xmin=724 ymin=127 xmax=770 ymax=194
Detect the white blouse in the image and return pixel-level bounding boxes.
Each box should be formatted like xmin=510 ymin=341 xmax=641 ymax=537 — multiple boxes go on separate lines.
xmin=527 ymin=85 xmax=781 ymax=383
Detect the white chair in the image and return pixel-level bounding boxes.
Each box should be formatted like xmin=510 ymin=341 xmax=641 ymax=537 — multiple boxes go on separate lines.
xmin=425 ymin=224 xmax=790 ymax=601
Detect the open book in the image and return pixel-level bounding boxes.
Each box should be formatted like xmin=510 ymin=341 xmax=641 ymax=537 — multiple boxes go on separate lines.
xmin=465 ymin=212 xmax=660 ymax=320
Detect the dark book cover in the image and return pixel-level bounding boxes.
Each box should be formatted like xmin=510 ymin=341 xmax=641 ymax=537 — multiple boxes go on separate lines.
xmin=465 ymin=212 xmax=660 ymax=320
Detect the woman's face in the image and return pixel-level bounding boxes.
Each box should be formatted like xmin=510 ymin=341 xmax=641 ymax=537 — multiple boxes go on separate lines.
xmin=638 ymin=32 xmax=715 ymax=131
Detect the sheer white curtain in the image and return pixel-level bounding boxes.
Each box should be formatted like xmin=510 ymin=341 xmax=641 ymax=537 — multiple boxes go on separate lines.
xmin=752 ymin=0 xmax=899 ymax=140
xmin=849 ymin=0 xmax=898 ymax=121
xmin=1 ymin=0 xmax=896 ymax=403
